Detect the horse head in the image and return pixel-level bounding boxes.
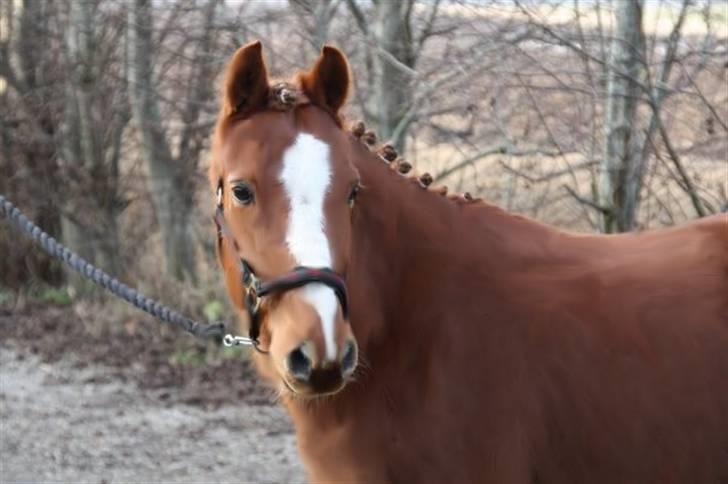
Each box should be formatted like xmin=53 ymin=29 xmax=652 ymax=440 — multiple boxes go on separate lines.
xmin=210 ymin=42 xmax=361 ymax=398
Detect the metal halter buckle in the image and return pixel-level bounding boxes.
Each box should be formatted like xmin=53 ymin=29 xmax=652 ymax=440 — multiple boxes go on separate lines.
xmin=222 ymin=334 xmax=255 ymax=347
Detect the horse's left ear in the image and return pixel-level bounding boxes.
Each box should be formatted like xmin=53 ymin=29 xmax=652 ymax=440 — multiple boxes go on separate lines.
xmin=223 ymin=40 xmax=269 ymax=116
xmin=299 ymin=45 xmax=350 ymax=116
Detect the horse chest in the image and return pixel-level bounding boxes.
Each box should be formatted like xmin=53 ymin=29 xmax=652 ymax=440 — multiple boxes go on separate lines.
xmin=292 ymin=388 xmax=532 ymax=484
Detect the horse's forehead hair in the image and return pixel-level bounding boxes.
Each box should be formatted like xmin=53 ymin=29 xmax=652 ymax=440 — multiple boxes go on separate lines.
xmin=219 ymin=115 xmax=297 ymax=177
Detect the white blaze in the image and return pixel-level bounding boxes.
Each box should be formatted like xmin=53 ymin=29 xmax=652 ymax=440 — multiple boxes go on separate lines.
xmin=280 ymin=133 xmax=339 ymax=361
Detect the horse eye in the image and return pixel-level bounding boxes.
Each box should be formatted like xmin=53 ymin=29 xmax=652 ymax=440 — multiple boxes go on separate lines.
xmin=232 ymin=184 xmax=255 ymax=205
xmin=348 ymin=183 xmax=360 ymax=207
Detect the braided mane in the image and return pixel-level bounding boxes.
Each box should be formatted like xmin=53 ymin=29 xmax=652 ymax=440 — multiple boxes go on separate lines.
xmin=345 ymin=120 xmax=479 ymax=204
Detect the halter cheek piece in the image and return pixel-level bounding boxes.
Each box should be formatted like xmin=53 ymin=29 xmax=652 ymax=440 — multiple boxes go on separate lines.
xmin=214 ymin=183 xmax=349 ymax=352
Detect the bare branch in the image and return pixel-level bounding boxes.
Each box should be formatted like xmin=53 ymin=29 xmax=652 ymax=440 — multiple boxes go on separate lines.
xmin=656 ymin=116 xmax=709 ymax=217
xmin=416 ymin=0 xmax=442 ymax=52
xmin=499 ymin=159 xmax=597 ymax=185
xmin=564 ymin=184 xmax=610 ymax=215
xmin=434 ymin=144 xmax=571 ymax=183
xmin=680 ymin=66 xmax=728 ymax=134
xmin=344 ymin=0 xmax=368 ymax=34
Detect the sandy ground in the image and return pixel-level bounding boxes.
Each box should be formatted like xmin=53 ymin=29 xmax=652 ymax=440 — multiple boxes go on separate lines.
xmin=0 ymin=344 xmax=306 ymax=484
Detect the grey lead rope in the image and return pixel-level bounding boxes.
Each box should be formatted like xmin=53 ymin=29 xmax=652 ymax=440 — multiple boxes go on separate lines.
xmin=0 ymin=194 xmax=252 ymax=346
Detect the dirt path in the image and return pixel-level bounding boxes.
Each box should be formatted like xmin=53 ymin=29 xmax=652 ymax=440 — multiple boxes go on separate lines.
xmin=0 ymin=344 xmax=305 ymax=483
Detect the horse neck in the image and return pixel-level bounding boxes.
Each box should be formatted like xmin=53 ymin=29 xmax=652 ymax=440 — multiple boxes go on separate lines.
xmin=348 ymin=142 xmax=487 ymax=350
xmin=348 ymin=153 xmax=436 ymax=334
xmin=345 ymin=136 xmax=561 ymax=350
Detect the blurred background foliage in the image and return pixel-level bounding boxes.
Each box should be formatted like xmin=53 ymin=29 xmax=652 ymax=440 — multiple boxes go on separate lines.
xmin=1 ymin=0 xmax=726 ymax=328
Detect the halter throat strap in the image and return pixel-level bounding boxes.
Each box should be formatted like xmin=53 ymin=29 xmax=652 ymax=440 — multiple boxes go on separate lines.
xmin=213 ymin=188 xmax=349 ymax=348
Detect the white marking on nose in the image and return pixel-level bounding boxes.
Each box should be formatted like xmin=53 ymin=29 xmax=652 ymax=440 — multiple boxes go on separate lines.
xmin=280 ymin=133 xmax=339 ymax=361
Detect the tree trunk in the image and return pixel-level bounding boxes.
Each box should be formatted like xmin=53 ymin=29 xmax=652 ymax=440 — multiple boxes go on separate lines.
xmin=598 ymin=0 xmax=645 ymax=233
xmin=127 ymin=0 xmax=198 ymax=283
xmin=372 ymin=0 xmax=415 ymax=152
xmin=311 ymin=0 xmax=335 ymax=49
xmin=61 ymin=0 xmax=124 ymax=290
xmin=289 ymin=0 xmax=338 ymax=51
xmin=59 ymin=216 xmax=97 ymax=294
xmin=1 ymin=0 xmax=64 ymax=286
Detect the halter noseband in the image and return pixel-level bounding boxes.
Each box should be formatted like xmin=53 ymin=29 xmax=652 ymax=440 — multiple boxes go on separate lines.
xmin=214 ymin=183 xmax=349 ymax=352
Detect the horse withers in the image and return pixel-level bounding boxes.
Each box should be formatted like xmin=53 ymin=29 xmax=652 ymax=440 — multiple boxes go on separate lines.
xmin=209 ymin=41 xmax=728 ymax=483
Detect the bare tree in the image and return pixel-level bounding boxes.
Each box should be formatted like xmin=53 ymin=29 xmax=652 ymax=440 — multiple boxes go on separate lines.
xmin=501 ymin=0 xmax=725 ymax=230
xmin=0 ymin=0 xmax=63 ymax=286
xmin=1 ymin=0 xmax=130 ymax=289
xmin=599 ymin=0 xmax=645 ymax=232
xmin=289 ymin=0 xmax=341 ymax=50
xmin=346 ymin=0 xmax=444 ymax=151
xmin=127 ymin=0 xmax=220 ymax=283
xmin=60 ymin=0 xmax=130 ymax=282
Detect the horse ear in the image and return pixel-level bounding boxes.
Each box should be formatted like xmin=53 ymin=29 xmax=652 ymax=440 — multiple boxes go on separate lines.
xmin=299 ymin=45 xmax=350 ymax=116
xmin=223 ymin=41 xmax=269 ymax=116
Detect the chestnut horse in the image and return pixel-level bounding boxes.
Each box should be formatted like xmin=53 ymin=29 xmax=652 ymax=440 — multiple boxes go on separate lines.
xmin=209 ymin=41 xmax=728 ymax=483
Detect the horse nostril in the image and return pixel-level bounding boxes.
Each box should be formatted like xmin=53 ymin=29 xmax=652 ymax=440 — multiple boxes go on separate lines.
xmin=287 ymin=345 xmax=313 ymax=381
xmin=340 ymin=339 xmax=358 ymax=376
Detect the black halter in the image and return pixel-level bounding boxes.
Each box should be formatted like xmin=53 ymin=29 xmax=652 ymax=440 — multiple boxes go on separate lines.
xmin=213 ymin=185 xmax=349 ymax=352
